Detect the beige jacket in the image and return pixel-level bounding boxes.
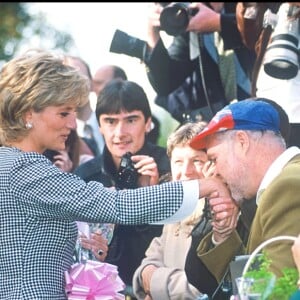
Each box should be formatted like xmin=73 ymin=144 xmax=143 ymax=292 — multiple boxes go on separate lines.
xmin=132 ymin=200 xmax=204 ymax=300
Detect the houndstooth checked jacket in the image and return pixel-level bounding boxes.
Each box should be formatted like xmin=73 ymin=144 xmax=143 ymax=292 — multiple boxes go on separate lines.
xmin=0 ymin=147 xmax=197 ymax=299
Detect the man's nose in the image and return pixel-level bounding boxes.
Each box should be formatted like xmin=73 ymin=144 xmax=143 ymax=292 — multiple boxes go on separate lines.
xmin=114 ymin=121 xmax=126 ymax=136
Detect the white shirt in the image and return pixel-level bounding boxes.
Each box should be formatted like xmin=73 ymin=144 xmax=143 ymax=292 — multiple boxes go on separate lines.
xmin=76 ymin=112 xmax=105 ymax=155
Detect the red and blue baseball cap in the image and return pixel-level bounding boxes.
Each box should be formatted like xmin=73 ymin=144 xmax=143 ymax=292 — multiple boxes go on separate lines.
xmin=190 ymin=99 xmax=281 ymax=150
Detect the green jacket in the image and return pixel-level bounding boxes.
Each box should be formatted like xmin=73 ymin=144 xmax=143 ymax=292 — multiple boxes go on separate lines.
xmin=197 ymin=154 xmax=300 ymax=282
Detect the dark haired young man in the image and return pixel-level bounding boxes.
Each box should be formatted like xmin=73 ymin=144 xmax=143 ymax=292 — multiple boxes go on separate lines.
xmin=74 ymin=79 xmax=170 ymax=298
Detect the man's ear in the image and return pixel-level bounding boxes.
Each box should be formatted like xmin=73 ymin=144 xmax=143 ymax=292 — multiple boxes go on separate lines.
xmin=145 ymin=117 xmax=152 ymax=133
xmin=235 ymin=130 xmax=251 ymax=153
xmin=99 ymin=124 xmax=104 ymax=135
xmin=98 ymin=118 xmax=103 ymax=134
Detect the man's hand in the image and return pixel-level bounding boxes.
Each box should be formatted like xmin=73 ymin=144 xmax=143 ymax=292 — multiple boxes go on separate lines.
xmin=131 ymin=154 xmax=160 ymax=186
xmin=187 ymin=3 xmax=222 ymax=33
xmin=147 ymin=2 xmax=163 ymax=49
xmin=209 ymin=195 xmax=239 ymax=244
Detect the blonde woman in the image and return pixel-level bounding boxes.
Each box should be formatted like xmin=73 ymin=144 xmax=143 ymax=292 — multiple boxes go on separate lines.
xmin=0 ymin=50 xmax=231 ymax=299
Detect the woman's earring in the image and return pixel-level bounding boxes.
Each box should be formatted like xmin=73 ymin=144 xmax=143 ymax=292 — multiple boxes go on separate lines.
xmin=25 ymin=122 xmax=33 ymax=129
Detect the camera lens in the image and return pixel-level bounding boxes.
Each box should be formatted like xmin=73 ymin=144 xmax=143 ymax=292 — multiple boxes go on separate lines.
xmin=160 ymin=2 xmax=198 ymax=36
xmin=263 ymin=37 xmax=299 ymax=79
xmin=263 ymin=3 xmax=300 ymax=79
xmin=109 ymin=29 xmax=147 ymax=60
xmin=160 ymin=2 xmax=191 ymax=36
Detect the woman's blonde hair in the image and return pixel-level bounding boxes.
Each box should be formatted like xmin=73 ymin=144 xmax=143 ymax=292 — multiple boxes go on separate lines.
xmin=0 ymin=49 xmax=90 ymax=144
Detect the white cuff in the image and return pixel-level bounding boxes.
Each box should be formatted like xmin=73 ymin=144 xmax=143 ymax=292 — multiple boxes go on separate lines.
xmin=211 ymin=234 xmax=222 ymax=246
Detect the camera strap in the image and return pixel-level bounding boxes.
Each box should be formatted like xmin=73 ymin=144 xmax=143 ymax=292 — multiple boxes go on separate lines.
xmin=191 ymin=31 xmax=251 ymax=104
xmin=189 ymin=32 xmax=216 ymax=117
xmin=203 ymin=33 xmax=250 ymax=102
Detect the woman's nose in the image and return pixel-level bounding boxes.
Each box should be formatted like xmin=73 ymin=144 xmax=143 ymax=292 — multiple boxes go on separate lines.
xmin=182 ymin=162 xmax=195 ymax=176
xmin=67 ymin=114 xmax=77 ymax=130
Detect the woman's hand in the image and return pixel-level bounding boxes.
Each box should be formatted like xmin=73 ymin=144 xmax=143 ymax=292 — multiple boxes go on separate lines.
xmin=80 ymin=231 xmax=109 ymax=262
xmin=141 ymin=264 xmax=157 ymax=297
xmin=53 ymin=150 xmax=73 ymax=172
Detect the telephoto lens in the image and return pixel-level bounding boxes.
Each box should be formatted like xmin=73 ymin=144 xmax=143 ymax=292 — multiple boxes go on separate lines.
xmin=263 ymin=3 xmax=300 ymax=79
xmin=109 ymin=29 xmax=147 ymax=60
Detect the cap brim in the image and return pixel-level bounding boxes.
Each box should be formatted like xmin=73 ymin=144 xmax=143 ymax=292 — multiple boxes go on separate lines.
xmin=189 ymin=127 xmax=217 ymax=149
xmin=189 ymin=114 xmax=235 ymax=149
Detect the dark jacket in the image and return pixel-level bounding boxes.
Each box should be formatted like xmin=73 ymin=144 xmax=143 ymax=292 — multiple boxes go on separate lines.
xmin=144 ymin=3 xmax=256 ymax=123
xmin=184 ymin=197 xmax=257 ymax=299
xmin=74 ymin=141 xmax=170 ymax=285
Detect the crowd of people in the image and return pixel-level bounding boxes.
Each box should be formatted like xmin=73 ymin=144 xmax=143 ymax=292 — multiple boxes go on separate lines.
xmin=1 ymin=2 xmax=300 ymax=300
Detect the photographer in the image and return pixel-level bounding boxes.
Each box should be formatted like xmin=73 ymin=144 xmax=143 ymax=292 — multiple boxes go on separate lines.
xmin=74 ymin=79 xmax=170 ymax=299
xmin=143 ymin=2 xmax=255 ymax=122
xmin=236 ymin=2 xmax=300 ymax=148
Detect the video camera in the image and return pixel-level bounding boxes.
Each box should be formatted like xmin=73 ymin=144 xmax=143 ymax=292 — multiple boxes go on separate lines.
xmin=263 ymin=3 xmax=300 ymax=79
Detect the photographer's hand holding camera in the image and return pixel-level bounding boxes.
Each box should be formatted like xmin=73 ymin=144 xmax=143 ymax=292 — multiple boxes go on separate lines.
xmin=146 ymin=2 xmax=224 ymax=48
xmin=109 ymin=2 xmax=254 ymax=124
xmin=143 ymin=2 xmax=254 ymax=124
xmin=187 ymin=2 xmax=224 ymax=33
xmin=131 ymin=154 xmax=160 ymax=187
xmin=146 ymin=2 xmax=163 ymax=50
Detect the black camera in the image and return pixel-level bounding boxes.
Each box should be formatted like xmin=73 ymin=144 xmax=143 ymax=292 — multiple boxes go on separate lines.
xmin=43 ymin=149 xmax=60 ymax=163
xmin=109 ymin=29 xmax=147 ymax=61
xmin=159 ymin=2 xmax=198 ymax=36
xmin=116 ymin=152 xmax=139 ymax=189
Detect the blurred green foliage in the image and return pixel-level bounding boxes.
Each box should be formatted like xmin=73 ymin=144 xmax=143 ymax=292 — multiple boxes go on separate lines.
xmin=0 ymin=3 xmax=74 ymax=65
